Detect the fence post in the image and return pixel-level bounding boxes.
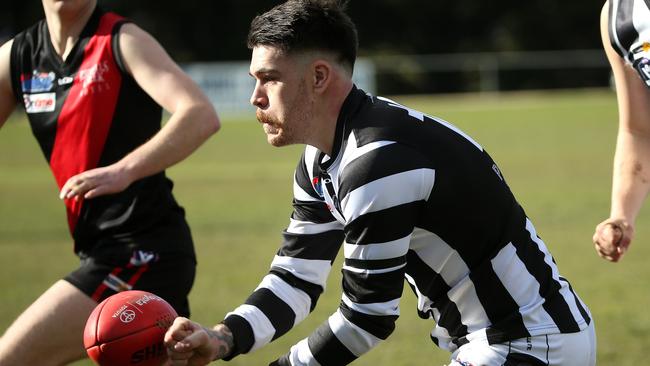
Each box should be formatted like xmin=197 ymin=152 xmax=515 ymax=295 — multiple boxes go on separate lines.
xmin=479 ymin=55 xmax=500 ymax=93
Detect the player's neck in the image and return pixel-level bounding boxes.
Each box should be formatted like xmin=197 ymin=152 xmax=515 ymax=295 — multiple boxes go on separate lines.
xmin=43 ymin=1 xmax=96 ymax=60
xmin=312 ymin=80 xmax=354 ymax=156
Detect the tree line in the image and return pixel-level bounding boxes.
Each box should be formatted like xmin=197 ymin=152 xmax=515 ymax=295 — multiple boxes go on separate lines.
xmin=1 ymin=0 xmax=607 ymax=93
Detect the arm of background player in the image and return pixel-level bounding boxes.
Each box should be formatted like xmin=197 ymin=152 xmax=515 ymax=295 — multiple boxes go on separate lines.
xmin=59 ymin=23 xmax=220 ymax=200
xmin=272 ymin=144 xmax=434 ymax=366
xmin=0 ymin=40 xmax=16 ymax=129
xmin=593 ymin=2 xmax=650 ymax=262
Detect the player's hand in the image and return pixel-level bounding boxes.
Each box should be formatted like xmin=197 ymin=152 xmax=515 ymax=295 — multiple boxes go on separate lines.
xmin=59 ymin=164 xmax=133 ymax=200
xmin=593 ymin=218 xmax=634 ymax=262
xmin=164 ymin=317 xmax=233 ymax=366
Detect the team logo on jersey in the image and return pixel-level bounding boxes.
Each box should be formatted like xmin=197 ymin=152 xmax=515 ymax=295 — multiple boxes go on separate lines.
xmin=129 ymin=250 xmax=158 ymax=266
xmin=23 ymin=93 xmax=56 ymax=113
xmin=78 ymin=61 xmax=110 ymax=96
xmin=312 ymin=176 xmax=324 ymax=197
xmin=492 ymin=163 xmax=504 ymax=181
xmin=21 ymin=70 xmax=55 ymax=93
xmin=631 ymin=42 xmax=650 ymax=87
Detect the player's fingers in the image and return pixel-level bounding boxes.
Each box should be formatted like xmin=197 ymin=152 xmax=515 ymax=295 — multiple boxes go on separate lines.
xmin=595 ymin=250 xmax=618 ymax=262
xmin=594 ymin=241 xmax=620 ymax=262
xmin=60 ymin=176 xmax=91 ymax=200
xmin=84 ymin=185 xmax=107 ymax=199
xmin=59 ymin=178 xmax=76 ymax=199
xmin=165 ymin=317 xmax=195 ymax=344
xmin=166 ymin=333 xmax=196 ymax=365
xmin=168 ymin=348 xmax=195 ymax=361
xmin=602 ymin=223 xmax=622 ymax=244
xmin=593 ymin=235 xmax=615 ymax=255
xmin=617 ymin=228 xmax=632 ymax=253
xmin=172 ymin=328 xmax=209 ymax=352
xmin=593 ymin=224 xmax=621 ymax=253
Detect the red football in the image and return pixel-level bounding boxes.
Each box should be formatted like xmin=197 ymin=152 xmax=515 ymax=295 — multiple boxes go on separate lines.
xmin=84 ymin=290 xmax=178 ymax=366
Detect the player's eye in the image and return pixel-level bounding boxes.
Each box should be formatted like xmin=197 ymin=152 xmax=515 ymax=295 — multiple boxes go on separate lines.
xmin=261 ymin=76 xmax=276 ymax=84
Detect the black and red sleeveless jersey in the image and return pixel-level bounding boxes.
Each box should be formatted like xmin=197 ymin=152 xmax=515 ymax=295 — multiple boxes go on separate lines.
xmin=9 ymin=8 xmax=184 ymax=254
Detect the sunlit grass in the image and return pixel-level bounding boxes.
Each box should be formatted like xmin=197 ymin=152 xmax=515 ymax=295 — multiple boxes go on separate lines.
xmin=1 ymin=89 xmax=647 ymax=365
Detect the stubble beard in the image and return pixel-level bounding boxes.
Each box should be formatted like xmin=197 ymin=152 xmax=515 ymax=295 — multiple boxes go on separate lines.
xmin=256 ymin=83 xmax=312 ymax=147
xmin=256 ymin=109 xmax=293 ymax=147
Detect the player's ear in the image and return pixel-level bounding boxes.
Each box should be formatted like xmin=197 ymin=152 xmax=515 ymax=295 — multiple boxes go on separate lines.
xmin=312 ymin=60 xmax=332 ymax=94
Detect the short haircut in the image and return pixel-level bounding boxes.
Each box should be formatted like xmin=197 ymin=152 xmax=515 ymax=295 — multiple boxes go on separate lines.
xmin=247 ymin=0 xmax=359 ymax=72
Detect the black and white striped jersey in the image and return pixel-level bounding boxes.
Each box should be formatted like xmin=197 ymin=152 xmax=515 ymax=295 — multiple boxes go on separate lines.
xmin=608 ymin=0 xmax=650 ymax=86
xmin=222 ymin=86 xmax=592 ymax=365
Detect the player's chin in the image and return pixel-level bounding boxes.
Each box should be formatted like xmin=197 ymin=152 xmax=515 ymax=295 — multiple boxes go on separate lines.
xmin=266 ymin=133 xmax=290 ymax=147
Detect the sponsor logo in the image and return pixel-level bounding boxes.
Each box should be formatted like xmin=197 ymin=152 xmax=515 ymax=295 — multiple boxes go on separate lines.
xmin=636 ymin=41 xmax=650 ymax=53
xmin=130 ymin=250 xmax=158 ymax=266
xmin=131 ymin=342 xmax=165 ymax=364
xmin=23 ymin=93 xmax=56 ymax=113
xmin=312 ymin=176 xmax=324 ymax=197
xmin=58 ymin=76 xmax=74 ymax=85
xmin=119 ymin=309 xmax=136 ymax=323
xmin=492 ymin=163 xmax=503 ymax=181
xmin=21 ymin=70 xmax=55 ymax=93
xmin=112 ymin=305 xmax=128 ymax=319
xmin=135 ymin=293 xmax=162 ymax=306
xmin=78 ymin=61 xmax=110 ymax=96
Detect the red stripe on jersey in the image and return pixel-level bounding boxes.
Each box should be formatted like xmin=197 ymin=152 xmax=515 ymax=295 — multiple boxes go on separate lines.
xmin=49 ymin=13 xmax=124 ymax=234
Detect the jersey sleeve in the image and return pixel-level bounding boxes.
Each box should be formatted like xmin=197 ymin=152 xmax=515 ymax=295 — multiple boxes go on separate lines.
xmin=274 ymin=143 xmax=436 ymax=365
xmin=222 ymin=151 xmax=345 ymax=359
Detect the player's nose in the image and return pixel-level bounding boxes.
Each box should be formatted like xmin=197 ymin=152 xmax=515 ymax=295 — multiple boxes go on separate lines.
xmin=250 ymin=84 xmax=268 ymax=109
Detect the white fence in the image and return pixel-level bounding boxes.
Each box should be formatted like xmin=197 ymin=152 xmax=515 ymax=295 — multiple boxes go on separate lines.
xmin=183 ymin=58 xmax=376 ymax=116
xmin=183 ymin=50 xmax=609 ymax=116
xmin=371 ymin=49 xmax=610 ymax=93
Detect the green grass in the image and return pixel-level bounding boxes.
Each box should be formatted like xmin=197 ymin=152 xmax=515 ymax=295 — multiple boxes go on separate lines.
xmin=1 ymin=89 xmax=649 ymax=365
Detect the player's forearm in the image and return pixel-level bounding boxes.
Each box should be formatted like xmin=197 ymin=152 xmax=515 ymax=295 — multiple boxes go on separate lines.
xmin=206 ymin=323 xmax=235 ymax=361
xmin=0 ymin=40 xmax=16 ymax=128
xmin=274 ymin=308 xmax=395 ymax=366
xmin=610 ymin=129 xmax=650 ymax=221
xmin=220 ymin=271 xmax=324 ymax=359
xmin=115 ymin=102 xmax=219 ymax=183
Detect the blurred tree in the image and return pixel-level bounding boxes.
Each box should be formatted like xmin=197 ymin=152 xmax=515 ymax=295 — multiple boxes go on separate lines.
xmin=347 ymin=0 xmax=602 ymax=54
xmin=3 ymin=0 xmax=602 ymax=58
xmin=2 ymin=0 xmax=605 ymax=92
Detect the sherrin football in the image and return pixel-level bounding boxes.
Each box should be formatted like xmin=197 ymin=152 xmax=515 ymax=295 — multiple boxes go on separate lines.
xmin=83 ymin=290 xmax=178 ymax=366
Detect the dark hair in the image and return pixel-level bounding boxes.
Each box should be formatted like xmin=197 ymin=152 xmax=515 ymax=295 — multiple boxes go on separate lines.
xmin=247 ymin=0 xmax=358 ymax=71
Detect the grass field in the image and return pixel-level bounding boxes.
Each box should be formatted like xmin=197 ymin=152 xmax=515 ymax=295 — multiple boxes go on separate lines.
xmin=1 ymin=89 xmax=649 ymax=365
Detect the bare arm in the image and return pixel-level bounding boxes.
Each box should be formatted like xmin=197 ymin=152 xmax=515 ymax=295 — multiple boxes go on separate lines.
xmin=594 ymin=1 xmax=650 ymax=262
xmin=0 ymin=40 xmax=17 ymax=128
xmin=60 ymin=23 xmax=220 ymax=200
